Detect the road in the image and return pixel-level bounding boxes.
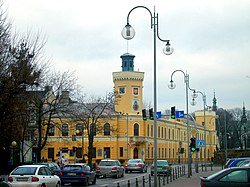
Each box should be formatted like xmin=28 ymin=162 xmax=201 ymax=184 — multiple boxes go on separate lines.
xmin=63 ymin=164 xmax=222 ymax=187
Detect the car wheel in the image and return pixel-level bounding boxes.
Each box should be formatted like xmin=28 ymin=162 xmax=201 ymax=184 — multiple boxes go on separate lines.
xmin=92 ymin=177 xmax=96 ymax=185
xmin=125 ymin=170 xmax=128 ymax=173
xmin=151 ymin=172 xmax=153 ymax=176
xmin=121 ymin=171 xmax=124 ymax=177
xmin=41 ymin=184 xmax=46 ymax=187
xmin=56 ymin=182 xmax=61 ymax=187
xmin=83 ymin=178 xmax=89 ymax=186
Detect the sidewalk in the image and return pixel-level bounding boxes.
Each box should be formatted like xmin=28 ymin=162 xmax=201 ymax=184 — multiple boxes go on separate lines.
xmin=164 ymin=166 xmax=222 ymax=187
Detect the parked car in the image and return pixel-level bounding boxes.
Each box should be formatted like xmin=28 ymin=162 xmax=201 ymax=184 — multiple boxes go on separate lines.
xmin=0 ymin=181 xmax=11 ymax=187
xmin=125 ymin=159 xmax=147 ymax=173
xmin=150 ymin=160 xmax=172 ymax=176
xmin=96 ymin=159 xmax=124 ymax=178
xmin=36 ymin=162 xmax=61 ymax=176
xmin=7 ymin=164 xmax=61 ymax=187
xmin=200 ymin=167 xmax=250 ymax=187
xmin=224 ymin=158 xmax=236 ymax=169
xmin=59 ymin=163 xmax=96 ymax=186
xmin=240 ymin=160 xmax=250 ymax=167
xmin=227 ymin=158 xmax=250 ymax=168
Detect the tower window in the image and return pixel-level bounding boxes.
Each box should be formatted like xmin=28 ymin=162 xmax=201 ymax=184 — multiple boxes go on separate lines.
xmin=133 ymin=87 xmax=139 ymax=96
xmin=119 ymin=87 xmax=125 ymax=94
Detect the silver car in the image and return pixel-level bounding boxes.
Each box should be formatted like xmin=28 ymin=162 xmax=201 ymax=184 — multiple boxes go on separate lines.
xmin=125 ymin=159 xmax=147 ymax=173
xmin=96 ymin=159 xmax=124 ymax=178
xmin=8 ymin=165 xmax=61 ymax=187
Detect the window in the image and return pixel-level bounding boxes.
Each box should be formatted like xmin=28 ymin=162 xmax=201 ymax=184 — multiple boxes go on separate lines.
xmin=147 ymin=124 xmax=150 ymax=136
xmin=134 ymin=123 xmax=139 ymax=136
xmin=219 ymin=170 xmax=248 ymax=183
xmin=48 ymin=124 xmax=55 ymax=136
xmin=151 ymin=125 xmax=153 ymax=137
xmin=120 ymin=147 xmax=123 ymax=157
xmin=168 ymin=128 xmax=171 ymax=139
xmin=38 ymin=167 xmax=47 ymax=175
xmin=62 ymin=123 xmax=68 ymax=136
xmin=133 ymin=87 xmax=139 ymax=96
xmin=172 ymin=129 xmax=175 ymax=140
xmin=104 ymin=123 xmax=110 ymax=136
xmin=158 ymin=126 xmax=160 ymax=138
xmin=76 ymin=148 xmax=82 ymax=158
xmin=92 ymin=147 xmax=96 ymax=158
xmin=48 ymin=148 xmax=54 ymax=159
xmin=161 ymin=127 xmax=164 ymax=138
xmin=104 ymin=147 xmax=110 ymax=158
xmin=119 ymin=87 xmax=125 ymax=94
xmin=76 ymin=123 xmax=83 ymax=136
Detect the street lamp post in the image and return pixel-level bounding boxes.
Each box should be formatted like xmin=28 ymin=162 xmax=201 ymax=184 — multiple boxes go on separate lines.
xmin=168 ymin=70 xmax=192 ymax=178
xmin=191 ymin=90 xmax=208 ymax=171
xmin=122 ymin=6 xmax=173 ymax=186
xmin=126 ymin=113 xmax=129 ymax=160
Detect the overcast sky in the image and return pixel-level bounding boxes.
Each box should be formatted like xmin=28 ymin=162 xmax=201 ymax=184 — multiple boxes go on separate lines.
xmin=4 ymin=0 xmax=250 ymax=113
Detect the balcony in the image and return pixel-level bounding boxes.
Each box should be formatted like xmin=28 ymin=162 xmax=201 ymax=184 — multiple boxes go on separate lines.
xmin=130 ymin=136 xmax=148 ymax=143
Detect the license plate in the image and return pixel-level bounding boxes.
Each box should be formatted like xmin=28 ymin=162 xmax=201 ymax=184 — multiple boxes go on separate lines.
xmin=67 ymin=173 xmax=76 ymax=175
xmin=17 ymin=178 xmax=28 ymax=181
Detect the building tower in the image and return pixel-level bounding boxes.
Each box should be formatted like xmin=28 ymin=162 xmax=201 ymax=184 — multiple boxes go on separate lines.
xmin=212 ymin=90 xmax=217 ymax=112
xmin=113 ymin=53 xmax=144 ymax=115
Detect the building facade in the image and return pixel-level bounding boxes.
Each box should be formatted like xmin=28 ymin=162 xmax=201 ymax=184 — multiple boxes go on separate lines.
xmin=41 ymin=53 xmax=218 ymax=164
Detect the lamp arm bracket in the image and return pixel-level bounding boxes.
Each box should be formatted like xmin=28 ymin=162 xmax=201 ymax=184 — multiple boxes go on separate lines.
xmin=156 ymin=13 xmax=170 ymax=43
xmin=170 ymin=69 xmax=186 ymax=82
xmin=126 ymin=6 xmax=153 ymax=28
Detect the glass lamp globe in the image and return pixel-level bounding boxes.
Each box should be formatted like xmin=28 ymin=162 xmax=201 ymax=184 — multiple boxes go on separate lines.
xmin=163 ymin=43 xmax=174 ymax=55
xmin=121 ymin=24 xmax=135 ymax=40
xmin=168 ymin=81 xmax=176 ymax=89
xmin=192 ymin=91 xmax=198 ymax=98
xmin=190 ymin=98 xmax=197 ymax=106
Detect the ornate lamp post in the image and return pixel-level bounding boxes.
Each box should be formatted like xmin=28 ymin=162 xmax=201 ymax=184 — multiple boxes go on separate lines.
xmin=191 ymin=90 xmax=208 ymax=171
xmin=121 ymin=6 xmax=173 ymax=186
xmin=168 ymin=70 xmax=193 ymax=178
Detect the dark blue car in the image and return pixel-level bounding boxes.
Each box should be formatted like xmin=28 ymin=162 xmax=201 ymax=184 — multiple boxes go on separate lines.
xmin=228 ymin=158 xmax=250 ymax=168
xmin=59 ymin=163 xmax=96 ymax=186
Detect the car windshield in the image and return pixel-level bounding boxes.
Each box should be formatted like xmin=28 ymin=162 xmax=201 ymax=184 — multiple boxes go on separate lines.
xmin=64 ymin=165 xmax=82 ymax=171
xmin=99 ymin=161 xmax=115 ymax=166
xmin=12 ymin=167 xmax=37 ymax=175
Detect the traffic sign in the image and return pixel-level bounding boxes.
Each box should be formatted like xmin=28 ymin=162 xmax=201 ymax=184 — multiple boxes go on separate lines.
xmin=157 ymin=111 xmax=162 ymax=119
xmin=175 ymin=111 xmax=184 ymax=118
xmin=196 ymin=140 xmax=205 ymax=148
xmin=191 ymin=128 xmax=197 ymax=135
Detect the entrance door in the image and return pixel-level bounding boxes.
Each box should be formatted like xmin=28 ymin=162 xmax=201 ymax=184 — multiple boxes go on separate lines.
xmin=133 ymin=148 xmax=138 ymax=159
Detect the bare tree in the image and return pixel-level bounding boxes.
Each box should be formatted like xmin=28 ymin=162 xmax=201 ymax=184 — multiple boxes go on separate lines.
xmin=30 ymin=70 xmax=79 ymax=162
xmin=65 ymin=91 xmax=118 ymax=168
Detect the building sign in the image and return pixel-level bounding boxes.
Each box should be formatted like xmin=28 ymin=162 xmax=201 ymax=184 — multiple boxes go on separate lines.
xmin=132 ymin=99 xmax=140 ymax=112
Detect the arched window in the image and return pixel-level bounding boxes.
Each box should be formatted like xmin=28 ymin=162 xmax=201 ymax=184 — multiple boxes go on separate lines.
xmin=48 ymin=124 xmax=55 ymax=136
xmin=76 ymin=123 xmax=83 ymax=136
xmin=134 ymin=123 xmax=139 ymax=136
xmin=147 ymin=124 xmax=150 ymax=136
xmin=62 ymin=123 xmax=68 ymax=136
xmin=104 ymin=123 xmax=110 ymax=136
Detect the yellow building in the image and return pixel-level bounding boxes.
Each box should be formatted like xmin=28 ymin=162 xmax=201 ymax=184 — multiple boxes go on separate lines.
xmin=42 ymin=53 xmax=217 ymax=164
